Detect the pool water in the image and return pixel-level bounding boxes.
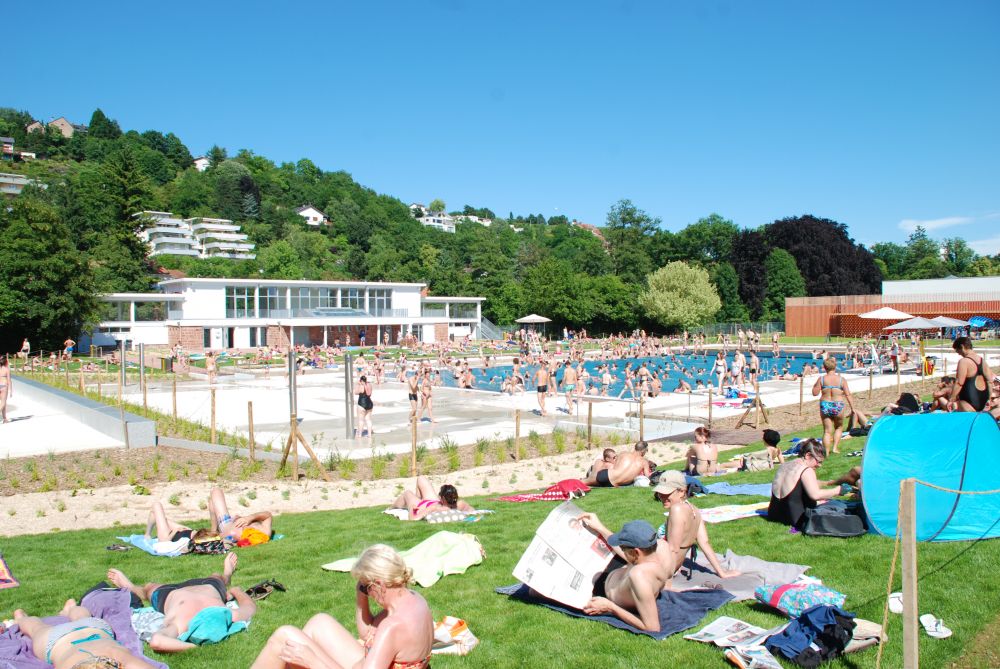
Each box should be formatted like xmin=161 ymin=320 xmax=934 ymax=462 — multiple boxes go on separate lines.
xmin=437 ymin=351 xmax=820 ymax=395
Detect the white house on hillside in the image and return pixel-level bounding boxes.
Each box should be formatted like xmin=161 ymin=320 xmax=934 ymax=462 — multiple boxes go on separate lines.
xmin=192 ymin=156 xmax=210 ymax=172
xmin=296 ymin=204 xmax=328 ymax=226
xmin=135 ymin=211 xmax=255 ymax=260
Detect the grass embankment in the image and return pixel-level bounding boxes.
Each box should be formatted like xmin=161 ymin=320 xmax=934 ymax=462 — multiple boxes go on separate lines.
xmin=2 ymin=428 xmax=997 ymax=668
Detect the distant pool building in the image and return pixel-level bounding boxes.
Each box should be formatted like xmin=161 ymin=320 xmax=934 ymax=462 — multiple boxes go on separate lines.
xmin=785 ymin=276 xmax=1000 ymax=337
xmin=81 ymin=278 xmax=493 ymax=351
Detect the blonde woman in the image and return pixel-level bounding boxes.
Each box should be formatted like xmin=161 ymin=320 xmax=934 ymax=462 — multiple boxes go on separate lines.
xmin=251 ymin=544 xmax=433 ymax=669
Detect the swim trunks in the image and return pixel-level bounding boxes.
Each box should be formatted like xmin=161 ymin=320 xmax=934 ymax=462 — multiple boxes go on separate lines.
xmin=537 ymin=385 xmax=548 ymax=393
xmin=150 ymin=577 xmax=228 ymax=613
xmin=408 ymin=393 xmax=418 ymax=402
xmin=564 ymin=384 xmax=576 ymax=392
xmin=820 ymin=400 xmax=845 ymax=418
xmin=594 ymin=469 xmax=613 ymax=487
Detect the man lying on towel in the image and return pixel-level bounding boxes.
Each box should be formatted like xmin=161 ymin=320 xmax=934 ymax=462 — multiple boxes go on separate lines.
xmin=107 ymin=553 xmax=254 ymax=653
xmin=583 ymin=441 xmax=651 ymax=487
xmin=572 ymin=516 xmax=667 ymax=632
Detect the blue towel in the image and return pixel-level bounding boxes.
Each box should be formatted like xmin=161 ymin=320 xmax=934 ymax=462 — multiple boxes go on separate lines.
xmin=495 ymin=583 xmax=733 ymax=640
xmin=118 ymin=535 xmax=188 ymax=557
xmin=705 ymin=482 xmax=773 ymax=497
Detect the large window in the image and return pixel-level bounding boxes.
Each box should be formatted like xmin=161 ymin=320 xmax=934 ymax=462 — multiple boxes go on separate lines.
xmin=290 ymin=287 xmax=336 ymax=311
xmin=450 ymin=302 xmax=479 ymax=319
xmin=258 ymin=287 xmax=285 ymax=316
xmin=367 ymin=288 xmax=392 ymax=315
xmin=342 ymin=287 xmax=364 ymax=310
xmin=226 ymin=286 xmax=254 ymax=318
xmin=135 ymin=302 xmax=167 ymax=321
xmin=97 ymin=302 xmax=129 ymax=321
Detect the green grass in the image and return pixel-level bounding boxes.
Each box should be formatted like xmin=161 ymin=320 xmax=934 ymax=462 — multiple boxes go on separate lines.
xmin=1 ymin=431 xmax=997 ymax=668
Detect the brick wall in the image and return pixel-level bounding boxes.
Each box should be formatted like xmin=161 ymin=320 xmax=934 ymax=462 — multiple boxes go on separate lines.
xmin=267 ymin=325 xmax=290 ymax=348
xmin=433 ymin=322 xmax=449 ymax=343
xmin=168 ymin=326 xmax=205 ymax=350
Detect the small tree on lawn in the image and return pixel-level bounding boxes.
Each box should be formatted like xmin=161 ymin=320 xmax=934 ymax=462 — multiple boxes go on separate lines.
xmin=639 ymin=261 xmax=721 ymax=331
xmin=762 ymin=248 xmax=806 ymax=321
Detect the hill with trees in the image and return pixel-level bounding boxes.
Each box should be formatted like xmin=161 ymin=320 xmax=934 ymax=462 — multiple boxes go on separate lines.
xmin=1 ymin=107 xmax=997 ymax=350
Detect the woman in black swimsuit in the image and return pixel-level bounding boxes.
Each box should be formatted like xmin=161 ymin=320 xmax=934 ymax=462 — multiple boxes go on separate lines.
xmin=767 ymin=439 xmax=843 ymax=529
xmin=355 ymin=375 xmax=374 ymax=437
xmin=950 ymin=337 xmax=994 ymax=412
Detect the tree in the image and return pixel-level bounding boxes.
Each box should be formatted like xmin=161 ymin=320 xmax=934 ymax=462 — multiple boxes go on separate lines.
xmin=903 ymin=226 xmax=944 ymax=278
xmin=942 ymin=238 xmax=977 ymax=275
xmin=213 ymin=160 xmax=256 ymax=221
xmin=762 ymin=249 xmax=807 ymax=321
xmin=429 ymin=198 xmax=446 ymax=213
xmin=604 ymin=199 xmax=658 ymax=284
xmin=674 ymin=214 xmax=739 ymax=265
xmin=88 ymin=108 xmax=122 ymax=140
xmin=710 ymin=262 xmax=749 ymax=322
xmin=258 ymin=240 xmax=302 ymax=279
xmin=207 ymin=145 xmax=228 ymax=169
xmin=764 ymin=215 xmax=881 ymax=296
xmin=0 ymin=197 xmax=97 ymax=351
xmin=870 ymin=242 xmax=907 ymax=279
xmin=729 ymin=229 xmax=771 ymax=319
xmin=638 ymin=262 xmax=721 ymax=330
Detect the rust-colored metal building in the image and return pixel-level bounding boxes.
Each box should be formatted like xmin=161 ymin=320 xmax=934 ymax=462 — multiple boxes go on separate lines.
xmin=785 ymin=277 xmax=1000 ymax=337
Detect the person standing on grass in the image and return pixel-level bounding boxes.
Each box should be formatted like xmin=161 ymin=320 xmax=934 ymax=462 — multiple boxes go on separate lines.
xmin=19 ymin=338 xmax=30 ymax=360
xmin=812 ymin=356 xmax=856 ymax=454
xmin=62 ymin=337 xmax=76 ymax=360
xmin=0 ymin=356 xmax=11 ymax=423
xmin=949 ymin=336 xmax=994 ymax=412
xmin=250 ymin=544 xmax=433 ymax=669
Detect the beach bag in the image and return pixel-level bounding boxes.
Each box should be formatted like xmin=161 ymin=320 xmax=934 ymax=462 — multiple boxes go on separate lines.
xmin=432 ymin=616 xmax=480 ymax=656
xmin=742 ymin=452 xmax=772 ymax=472
xmin=190 ymin=535 xmax=229 ymax=555
xmin=802 ymin=504 xmax=866 ymax=538
xmin=755 ymin=583 xmax=847 ymax=619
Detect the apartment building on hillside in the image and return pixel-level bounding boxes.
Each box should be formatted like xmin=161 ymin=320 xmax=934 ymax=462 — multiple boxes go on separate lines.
xmin=135 ymin=211 xmax=256 ymax=260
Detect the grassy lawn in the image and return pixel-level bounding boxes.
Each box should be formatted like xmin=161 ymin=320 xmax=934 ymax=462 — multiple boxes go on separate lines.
xmin=2 ymin=430 xmax=997 ymax=668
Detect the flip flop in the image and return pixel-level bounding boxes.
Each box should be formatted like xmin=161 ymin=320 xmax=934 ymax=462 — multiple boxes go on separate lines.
xmin=889 ymin=592 xmax=903 ymax=614
xmin=919 ymin=614 xmax=952 ymax=639
xmin=106 ymin=544 xmax=131 ymax=552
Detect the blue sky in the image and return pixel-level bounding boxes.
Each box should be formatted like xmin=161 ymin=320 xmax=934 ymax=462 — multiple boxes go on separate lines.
xmin=8 ymin=1 xmax=1000 ymax=253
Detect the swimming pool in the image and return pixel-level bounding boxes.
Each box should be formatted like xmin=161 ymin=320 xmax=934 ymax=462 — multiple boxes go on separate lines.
xmin=437 ymin=351 xmax=821 ymax=395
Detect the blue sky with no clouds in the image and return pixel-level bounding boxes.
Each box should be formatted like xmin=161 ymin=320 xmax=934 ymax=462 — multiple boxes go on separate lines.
xmin=7 ymin=1 xmax=1000 ymax=253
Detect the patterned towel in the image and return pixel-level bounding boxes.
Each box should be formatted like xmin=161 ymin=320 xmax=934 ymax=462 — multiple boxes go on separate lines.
xmin=496 ymin=491 xmax=569 ymax=503
xmin=699 ymin=502 xmax=769 ymax=524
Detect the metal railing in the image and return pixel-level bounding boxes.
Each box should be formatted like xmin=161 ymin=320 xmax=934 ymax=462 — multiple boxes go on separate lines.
xmin=689 ymin=321 xmax=785 ymax=337
xmin=478 ymin=316 xmax=504 ymax=340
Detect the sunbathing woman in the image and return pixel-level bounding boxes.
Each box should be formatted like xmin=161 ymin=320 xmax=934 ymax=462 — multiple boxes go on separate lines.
xmin=251 ymin=544 xmax=433 ymax=669
xmin=207 ymin=487 xmax=274 ymax=544
xmin=812 ymin=356 xmax=856 ymax=454
xmin=652 ymin=471 xmax=740 ymax=585
xmin=145 ymin=499 xmax=215 ymax=544
xmin=684 ymin=427 xmax=741 ymax=476
xmin=767 ymin=439 xmax=844 ymax=529
xmin=13 ymin=599 xmax=160 ymax=669
xmin=390 ymin=475 xmax=473 ymax=520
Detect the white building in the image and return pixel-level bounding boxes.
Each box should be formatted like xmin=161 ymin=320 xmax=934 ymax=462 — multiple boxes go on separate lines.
xmin=135 ymin=211 xmax=255 ymax=260
xmin=0 ymin=172 xmax=43 ymax=197
xmin=192 ymin=156 xmax=210 ymax=172
xmin=296 ymin=204 xmax=328 ymax=226
xmin=81 ymin=278 xmax=486 ymax=351
xmin=409 ymin=202 xmax=456 ymax=233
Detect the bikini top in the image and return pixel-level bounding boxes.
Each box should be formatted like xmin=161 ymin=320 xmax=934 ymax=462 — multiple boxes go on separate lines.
xmin=821 ymin=374 xmax=843 ymax=390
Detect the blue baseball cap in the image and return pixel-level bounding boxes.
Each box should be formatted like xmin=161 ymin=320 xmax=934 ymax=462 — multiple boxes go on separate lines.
xmin=607 ymin=520 xmax=658 ymax=549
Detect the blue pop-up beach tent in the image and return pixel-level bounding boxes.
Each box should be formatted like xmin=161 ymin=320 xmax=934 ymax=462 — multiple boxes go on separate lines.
xmin=861 ymin=413 xmax=1000 ymax=542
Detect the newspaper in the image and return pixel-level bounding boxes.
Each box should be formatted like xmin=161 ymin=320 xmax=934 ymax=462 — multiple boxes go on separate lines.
xmin=685 ymin=616 xmax=787 ymax=669
xmin=512 ymin=501 xmax=613 ymax=609
xmin=723 ymin=646 xmax=784 ymax=669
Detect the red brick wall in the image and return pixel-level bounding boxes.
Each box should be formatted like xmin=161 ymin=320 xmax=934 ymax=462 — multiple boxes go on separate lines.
xmin=433 ymin=322 xmax=449 ymax=343
xmin=267 ymin=325 xmax=290 ymax=348
xmin=168 ymin=326 xmax=205 ymax=350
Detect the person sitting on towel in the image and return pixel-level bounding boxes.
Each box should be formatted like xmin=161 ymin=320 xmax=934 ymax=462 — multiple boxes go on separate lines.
xmin=583 ymin=441 xmax=651 ymax=487
xmin=571 ymin=517 xmax=667 ymax=632
xmin=207 ymin=486 xmax=274 ymax=544
xmin=12 ymin=599 xmax=160 ymax=669
xmin=389 ymin=475 xmax=474 ymax=520
xmin=767 ymin=439 xmax=845 ymax=529
xmin=652 ymin=471 xmax=740 ymax=584
xmin=106 ymin=553 xmax=255 ymax=652
xmin=584 ymin=448 xmax=617 ymax=480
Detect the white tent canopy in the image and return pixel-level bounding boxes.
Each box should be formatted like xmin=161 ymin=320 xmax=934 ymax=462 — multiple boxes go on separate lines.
xmin=859 ymin=307 xmax=914 ymax=319
xmin=515 ymin=314 xmax=552 ymax=324
xmin=884 ymin=316 xmax=942 ymax=330
xmin=930 ymin=316 xmax=969 ymax=327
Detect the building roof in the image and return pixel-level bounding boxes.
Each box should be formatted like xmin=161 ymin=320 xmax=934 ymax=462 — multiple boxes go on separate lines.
xmin=157 ymin=278 xmax=429 ymax=289
xmin=296 ymin=204 xmax=327 ymax=217
xmin=0 ymin=137 xmax=14 ymax=143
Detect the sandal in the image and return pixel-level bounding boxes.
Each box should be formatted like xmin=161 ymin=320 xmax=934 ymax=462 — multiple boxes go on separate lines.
xmin=245 ymin=579 xmax=287 ymax=600
xmin=888 ymin=592 xmax=903 ymax=614
xmin=920 ymin=614 xmax=952 ymax=639
xmin=106 ymin=544 xmax=131 ymax=552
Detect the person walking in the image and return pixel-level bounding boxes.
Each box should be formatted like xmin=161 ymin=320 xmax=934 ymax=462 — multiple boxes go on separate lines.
xmin=355 ymin=374 xmax=374 ymax=437
xmin=812 ymin=357 xmax=856 ymax=454
xmin=0 ymin=356 xmax=12 ymax=423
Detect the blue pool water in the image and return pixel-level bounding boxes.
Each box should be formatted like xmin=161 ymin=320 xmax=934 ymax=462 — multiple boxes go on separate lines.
xmin=437 ymin=351 xmax=821 ymax=395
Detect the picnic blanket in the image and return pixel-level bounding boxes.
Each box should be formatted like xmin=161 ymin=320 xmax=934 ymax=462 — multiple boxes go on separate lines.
xmin=323 ymin=531 xmax=484 ymax=588
xmin=699 ymin=502 xmax=769 ymax=524
xmin=0 ymin=588 xmax=167 ymax=669
xmin=495 ymin=584 xmax=733 ymax=640
xmin=496 ymin=491 xmax=570 ymax=503
xmin=0 ymin=555 xmax=18 ymax=590
xmin=704 ymin=483 xmax=773 ymax=497
xmin=673 ymin=550 xmax=810 ymax=601
xmin=382 ymin=508 xmax=495 ymax=523
xmin=118 ymin=534 xmax=190 ymax=557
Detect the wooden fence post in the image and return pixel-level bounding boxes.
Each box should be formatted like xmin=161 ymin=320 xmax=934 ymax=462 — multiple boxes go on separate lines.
xmin=901 ymin=478 xmax=919 ymax=669
xmin=639 ymin=394 xmax=645 ymax=441
xmin=707 ymin=388 xmax=713 ymax=428
xmin=587 ymin=401 xmax=593 ymax=448
xmin=172 ymin=376 xmax=178 ymax=423
xmin=247 ymin=400 xmax=257 ymax=462
xmin=798 ymin=375 xmax=804 ymax=415
xmin=514 ymin=409 xmax=521 ymax=461
xmin=869 ymin=368 xmax=874 ymax=399
xmin=896 ymin=364 xmax=901 ymax=396
xmin=411 ymin=415 xmax=418 ymax=475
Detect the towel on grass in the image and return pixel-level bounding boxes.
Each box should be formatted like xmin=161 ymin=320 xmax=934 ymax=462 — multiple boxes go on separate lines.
xmin=0 ymin=588 xmax=167 ymax=669
xmin=118 ymin=534 xmax=190 ymax=556
xmin=699 ymin=502 xmax=769 ymax=524
xmin=0 ymin=554 xmax=18 ymax=590
xmin=704 ymin=482 xmax=774 ymax=497
xmin=494 ymin=584 xmax=733 ymax=640
xmin=323 ymin=531 xmax=484 ymax=588
xmin=673 ymin=550 xmax=810 ymax=601
xmin=382 ymin=508 xmax=495 ymax=523
xmin=496 ymin=491 xmax=571 ymax=503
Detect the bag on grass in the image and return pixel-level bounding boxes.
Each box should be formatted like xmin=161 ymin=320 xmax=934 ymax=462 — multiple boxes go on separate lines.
xmin=755 ymin=583 xmax=847 ymax=619
xmin=432 ymin=616 xmax=479 ymax=656
xmin=742 ymin=451 xmax=773 ymax=472
xmin=802 ymin=505 xmax=866 ymax=538
xmin=190 ymin=535 xmax=229 ymax=555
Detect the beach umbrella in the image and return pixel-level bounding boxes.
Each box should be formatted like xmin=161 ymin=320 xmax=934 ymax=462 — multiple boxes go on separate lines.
xmin=883 ymin=316 xmax=942 ymax=330
xmin=929 ymin=316 xmax=969 ymax=327
xmin=858 ymin=307 xmax=914 ymax=319
xmin=515 ymin=314 xmax=552 ymax=324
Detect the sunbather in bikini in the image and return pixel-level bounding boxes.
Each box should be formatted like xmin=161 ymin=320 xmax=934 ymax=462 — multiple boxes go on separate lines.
xmin=389 ymin=475 xmax=474 ymax=520
xmin=13 ymin=599 xmax=159 ymax=669
xmin=207 ymin=487 xmax=274 ymax=544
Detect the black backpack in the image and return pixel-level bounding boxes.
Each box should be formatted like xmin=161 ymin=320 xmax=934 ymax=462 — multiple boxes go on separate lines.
xmin=802 ymin=504 xmax=867 ymax=538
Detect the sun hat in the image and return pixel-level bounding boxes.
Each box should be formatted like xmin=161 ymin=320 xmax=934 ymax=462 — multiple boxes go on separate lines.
xmin=653 ymin=470 xmax=688 ymax=495
xmin=607 ymin=520 xmax=658 ymax=549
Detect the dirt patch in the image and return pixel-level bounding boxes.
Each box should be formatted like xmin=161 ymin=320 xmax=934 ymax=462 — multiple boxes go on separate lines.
xmin=950 ymin=609 xmax=1000 ymax=668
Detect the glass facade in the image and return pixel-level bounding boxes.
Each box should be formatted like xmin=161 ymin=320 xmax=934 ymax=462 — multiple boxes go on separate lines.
xmin=450 ymin=302 xmax=479 ymax=319
xmin=258 ymin=287 xmax=284 ymax=316
xmin=225 ymin=286 xmax=254 ymax=318
xmin=342 ymin=287 xmax=364 ymax=310
xmin=134 ymin=302 xmax=167 ymax=321
xmin=367 ymin=288 xmax=392 ymax=314
xmin=290 ymin=287 xmax=336 ymax=310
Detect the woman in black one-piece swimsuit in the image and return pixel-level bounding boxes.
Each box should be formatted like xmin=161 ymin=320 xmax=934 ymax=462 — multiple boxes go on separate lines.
xmin=951 ymin=337 xmax=994 ymax=412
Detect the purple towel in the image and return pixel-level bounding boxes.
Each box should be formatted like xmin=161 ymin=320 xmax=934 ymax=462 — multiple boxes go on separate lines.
xmin=0 ymin=589 xmax=167 ymax=669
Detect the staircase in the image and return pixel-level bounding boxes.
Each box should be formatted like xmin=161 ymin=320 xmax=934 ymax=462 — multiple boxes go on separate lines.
xmin=478 ymin=317 xmax=504 ymax=341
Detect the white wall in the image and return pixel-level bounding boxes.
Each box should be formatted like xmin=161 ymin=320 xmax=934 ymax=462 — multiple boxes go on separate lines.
xmin=174 ymin=284 xmax=226 ymax=319
xmin=392 ymin=286 xmax=423 ymax=318
xmin=883 ymin=276 xmax=1000 ymax=297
